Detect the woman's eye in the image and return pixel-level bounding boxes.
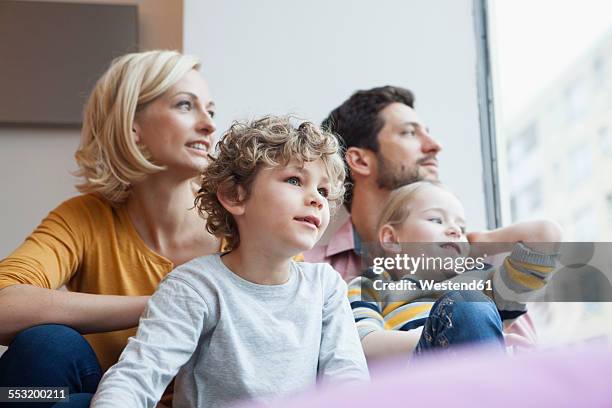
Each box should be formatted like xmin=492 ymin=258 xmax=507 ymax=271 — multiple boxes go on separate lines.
xmin=177 ymin=100 xmax=193 ymax=111
xmin=318 ymin=187 xmax=329 ymax=198
xmin=460 ymin=226 xmax=467 ymax=234
xmin=402 ymin=128 xmax=417 ymax=137
xmin=428 ymin=217 xmax=443 ymax=224
xmin=286 ymin=176 xmax=301 ymax=186
xmin=207 ymin=110 xmax=216 ymax=119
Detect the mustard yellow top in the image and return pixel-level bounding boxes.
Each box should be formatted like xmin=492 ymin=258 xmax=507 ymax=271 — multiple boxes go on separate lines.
xmin=0 ymin=193 xmax=304 ymax=371
xmin=0 ymin=194 xmax=179 ymax=370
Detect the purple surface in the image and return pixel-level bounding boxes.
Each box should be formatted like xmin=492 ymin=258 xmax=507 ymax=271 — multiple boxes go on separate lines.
xmin=234 ymin=344 xmax=612 ymax=408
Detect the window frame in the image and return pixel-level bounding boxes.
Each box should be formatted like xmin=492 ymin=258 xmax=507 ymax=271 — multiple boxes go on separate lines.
xmin=474 ymin=0 xmax=503 ymax=228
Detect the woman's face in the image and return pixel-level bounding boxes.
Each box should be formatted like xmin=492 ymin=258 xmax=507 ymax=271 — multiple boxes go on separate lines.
xmin=133 ymin=69 xmax=216 ymax=177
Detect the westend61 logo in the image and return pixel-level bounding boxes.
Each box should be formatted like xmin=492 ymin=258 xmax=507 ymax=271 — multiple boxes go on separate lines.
xmin=371 ymin=254 xmax=488 ymax=275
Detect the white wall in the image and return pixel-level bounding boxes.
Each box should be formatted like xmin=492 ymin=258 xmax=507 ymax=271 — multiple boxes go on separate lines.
xmin=0 ymin=0 xmax=183 ymax=258
xmin=183 ymin=0 xmax=488 ymax=233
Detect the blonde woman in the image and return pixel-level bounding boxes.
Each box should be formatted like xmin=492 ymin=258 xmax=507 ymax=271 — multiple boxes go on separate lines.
xmin=0 ymin=50 xmax=221 ymax=406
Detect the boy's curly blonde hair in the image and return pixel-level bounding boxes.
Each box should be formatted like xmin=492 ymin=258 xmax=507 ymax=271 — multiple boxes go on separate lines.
xmin=195 ymin=116 xmax=346 ymax=251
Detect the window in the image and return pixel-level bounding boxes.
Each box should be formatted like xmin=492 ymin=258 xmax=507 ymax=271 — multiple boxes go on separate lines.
xmin=565 ymin=79 xmax=589 ymax=123
xmin=593 ymin=57 xmax=606 ymax=87
xmin=567 ymin=143 xmax=593 ymax=188
xmin=510 ymin=178 xmax=542 ymax=221
xmin=507 ymin=122 xmax=538 ymax=169
xmin=486 ymin=0 xmax=612 ymax=346
xmin=599 ymin=126 xmax=611 ymax=154
xmin=573 ymin=205 xmax=597 ymax=241
xmin=606 ymin=193 xmax=612 ymax=222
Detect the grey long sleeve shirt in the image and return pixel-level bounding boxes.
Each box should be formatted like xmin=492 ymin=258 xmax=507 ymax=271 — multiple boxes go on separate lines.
xmin=91 ymin=254 xmax=369 ymax=408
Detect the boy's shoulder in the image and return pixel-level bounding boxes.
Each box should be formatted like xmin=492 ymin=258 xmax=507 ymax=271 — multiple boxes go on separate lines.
xmin=165 ymin=253 xmax=226 ymax=288
xmin=296 ymin=261 xmax=342 ymax=281
xmin=295 ymin=261 xmax=347 ymax=299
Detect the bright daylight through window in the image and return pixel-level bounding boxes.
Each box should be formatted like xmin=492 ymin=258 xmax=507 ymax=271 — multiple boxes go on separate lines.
xmin=488 ymin=0 xmax=612 ymax=346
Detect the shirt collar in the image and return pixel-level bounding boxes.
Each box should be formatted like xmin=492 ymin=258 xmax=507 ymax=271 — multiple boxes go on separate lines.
xmin=325 ymin=217 xmax=358 ymax=257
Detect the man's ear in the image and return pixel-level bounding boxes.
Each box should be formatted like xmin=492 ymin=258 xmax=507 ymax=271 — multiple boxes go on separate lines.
xmin=379 ymin=224 xmax=401 ymax=253
xmin=216 ymin=186 xmax=247 ymax=216
xmin=345 ymin=147 xmax=373 ymax=177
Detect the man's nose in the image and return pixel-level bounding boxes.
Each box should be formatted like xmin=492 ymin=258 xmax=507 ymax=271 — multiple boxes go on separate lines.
xmin=421 ymin=130 xmax=442 ymax=154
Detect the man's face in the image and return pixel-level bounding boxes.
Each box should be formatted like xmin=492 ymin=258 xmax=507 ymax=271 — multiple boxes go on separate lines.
xmin=374 ymin=103 xmax=442 ymax=189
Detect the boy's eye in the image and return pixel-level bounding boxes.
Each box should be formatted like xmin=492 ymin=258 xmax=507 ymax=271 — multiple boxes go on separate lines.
xmin=428 ymin=217 xmax=443 ymax=224
xmin=317 ymin=187 xmax=329 ymax=198
xmin=286 ymin=176 xmax=301 ymax=186
xmin=177 ymin=100 xmax=193 ymax=111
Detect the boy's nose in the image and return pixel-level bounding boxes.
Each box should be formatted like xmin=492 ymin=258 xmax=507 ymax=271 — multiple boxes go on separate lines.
xmin=307 ymin=191 xmax=324 ymax=209
xmin=309 ymin=197 xmax=323 ymax=210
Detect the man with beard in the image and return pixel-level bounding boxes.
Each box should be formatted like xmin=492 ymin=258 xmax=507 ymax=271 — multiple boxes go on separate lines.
xmin=304 ymin=86 xmax=538 ymax=357
xmin=303 ymin=86 xmax=441 ymax=281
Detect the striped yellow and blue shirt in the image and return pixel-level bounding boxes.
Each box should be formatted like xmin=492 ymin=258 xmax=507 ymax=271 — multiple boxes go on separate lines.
xmin=348 ymin=242 xmax=557 ymax=340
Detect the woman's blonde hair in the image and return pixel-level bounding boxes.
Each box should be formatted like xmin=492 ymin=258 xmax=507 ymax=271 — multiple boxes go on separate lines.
xmin=74 ymin=50 xmax=201 ymax=203
xmin=195 ymin=115 xmax=346 ymax=251
xmin=377 ymin=180 xmax=445 ymax=233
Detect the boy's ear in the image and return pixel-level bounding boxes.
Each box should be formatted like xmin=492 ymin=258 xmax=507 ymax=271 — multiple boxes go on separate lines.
xmin=216 ymin=186 xmax=247 ymax=216
xmin=379 ymin=224 xmax=401 ymax=253
xmin=345 ymin=147 xmax=373 ymax=177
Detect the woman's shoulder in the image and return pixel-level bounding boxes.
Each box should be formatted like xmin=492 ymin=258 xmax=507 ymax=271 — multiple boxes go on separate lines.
xmin=47 ymin=194 xmax=123 ymax=243
xmin=53 ymin=193 xmax=114 ymax=218
xmin=58 ymin=194 xmax=125 ymax=228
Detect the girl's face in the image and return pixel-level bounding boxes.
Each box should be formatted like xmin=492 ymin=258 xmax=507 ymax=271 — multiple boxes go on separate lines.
xmin=133 ymin=69 xmax=216 ymax=178
xmin=380 ymin=184 xmax=470 ymax=279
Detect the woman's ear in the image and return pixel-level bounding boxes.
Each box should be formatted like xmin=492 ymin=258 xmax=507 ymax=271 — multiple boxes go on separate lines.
xmin=132 ymin=120 xmax=142 ymax=144
xmin=379 ymin=224 xmax=401 ymax=253
xmin=345 ymin=147 xmax=373 ymax=178
xmin=216 ymin=186 xmax=247 ymax=216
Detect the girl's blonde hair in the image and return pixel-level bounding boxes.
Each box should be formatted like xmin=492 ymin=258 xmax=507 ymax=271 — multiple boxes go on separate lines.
xmin=377 ymin=180 xmax=445 ymax=233
xmin=74 ymin=50 xmax=201 ymax=203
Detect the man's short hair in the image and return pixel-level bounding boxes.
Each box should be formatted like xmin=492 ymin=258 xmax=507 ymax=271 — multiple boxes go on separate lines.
xmin=322 ymin=86 xmax=415 ymax=208
xmin=195 ymin=115 xmax=346 ymax=251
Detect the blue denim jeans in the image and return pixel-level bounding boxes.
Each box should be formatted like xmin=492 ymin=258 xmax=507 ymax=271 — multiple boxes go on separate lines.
xmin=415 ymin=291 xmax=505 ymax=355
xmin=0 ymin=324 xmax=101 ymax=408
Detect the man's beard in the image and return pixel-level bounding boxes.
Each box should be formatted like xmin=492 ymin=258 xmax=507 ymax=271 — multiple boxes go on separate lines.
xmin=375 ymin=153 xmax=424 ymax=190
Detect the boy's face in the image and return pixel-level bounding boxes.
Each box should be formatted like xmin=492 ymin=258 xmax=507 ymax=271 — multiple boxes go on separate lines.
xmin=238 ymin=158 xmax=332 ymax=256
